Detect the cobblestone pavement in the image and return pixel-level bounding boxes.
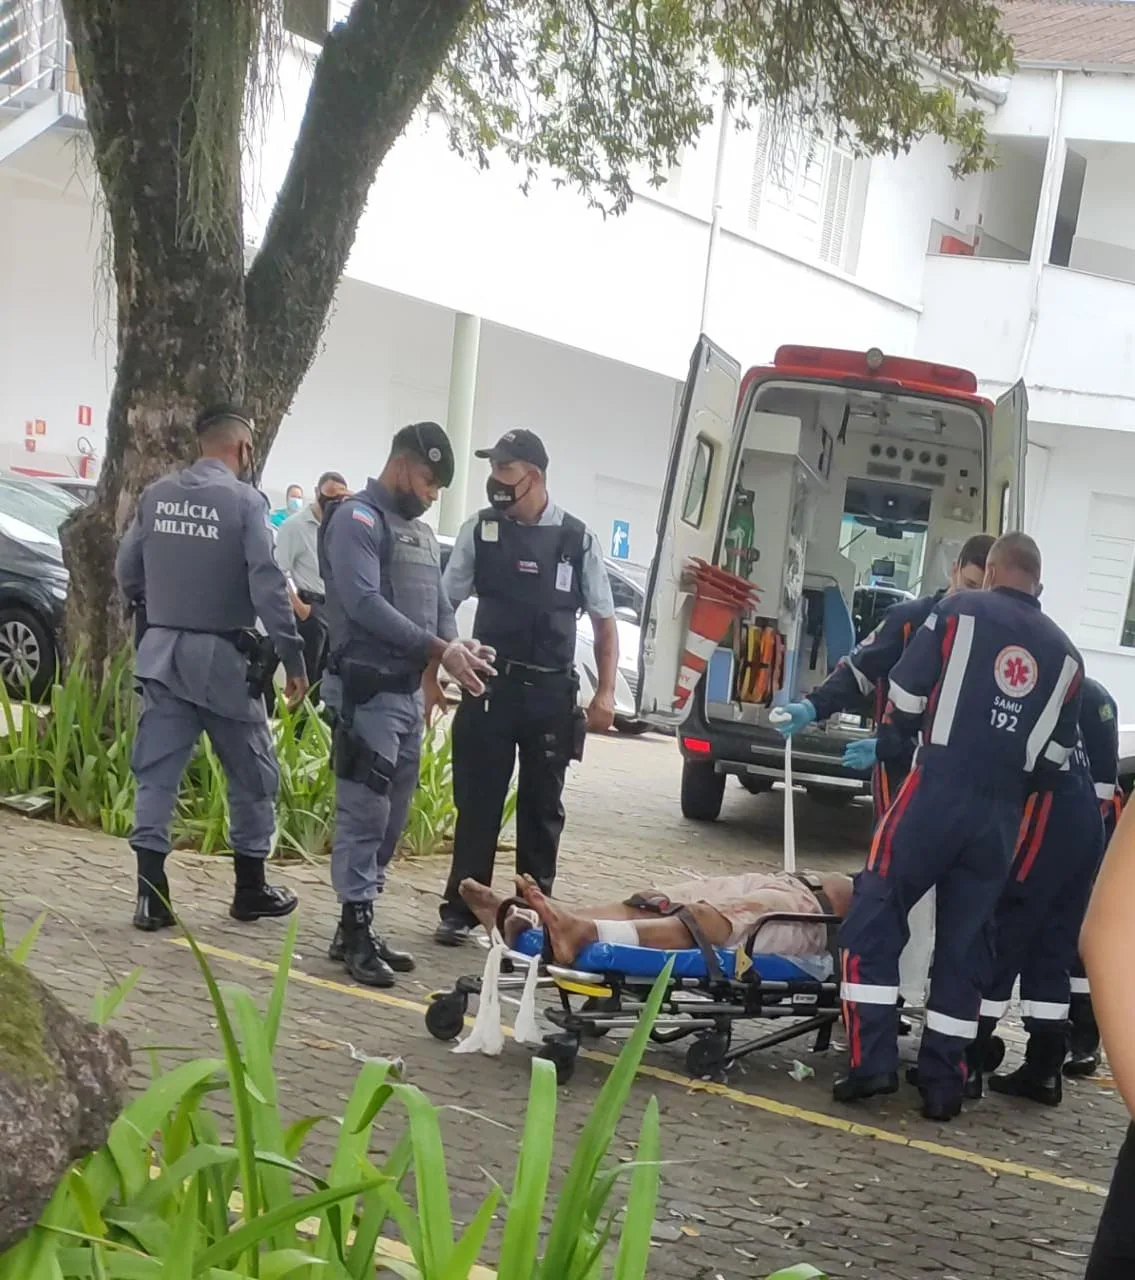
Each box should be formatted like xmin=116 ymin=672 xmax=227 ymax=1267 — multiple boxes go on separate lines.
xmin=1 ymin=730 xmax=1123 ymax=1278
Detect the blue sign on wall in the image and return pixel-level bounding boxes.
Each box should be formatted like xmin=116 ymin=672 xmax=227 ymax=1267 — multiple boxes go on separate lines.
xmin=610 ymin=519 xmax=630 ymax=560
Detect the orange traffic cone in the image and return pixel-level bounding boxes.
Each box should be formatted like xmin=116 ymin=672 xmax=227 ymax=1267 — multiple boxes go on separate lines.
xmin=673 ymin=563 xmax=759 ymax=712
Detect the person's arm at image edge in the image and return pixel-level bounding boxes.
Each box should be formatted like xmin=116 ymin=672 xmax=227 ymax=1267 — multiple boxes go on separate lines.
xmin=582 ymin=532 xmax=617 ymax=731
xmin=1082 ymin=798 xmax=1135 ymax=1116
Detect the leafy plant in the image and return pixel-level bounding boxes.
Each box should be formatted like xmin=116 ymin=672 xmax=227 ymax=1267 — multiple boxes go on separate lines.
xmin=0 ymin=651 xmax=515 ymax=862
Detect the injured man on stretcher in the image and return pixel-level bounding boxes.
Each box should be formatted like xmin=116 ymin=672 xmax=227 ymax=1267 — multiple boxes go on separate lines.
xmin=458 ymin=870 xmax=855 ymax=966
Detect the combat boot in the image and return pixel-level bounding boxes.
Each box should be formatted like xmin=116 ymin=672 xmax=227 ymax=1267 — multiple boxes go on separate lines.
xmin=1064 ymin=993 xmax=1101 ymax=1077
xmin=133 ymin=882 xmax=175 ymax=932
xmin=832 ymin=1071 xmax=899 ymax=1103
xmin=336 ymin=902 xmax=397 ymax=988
xmin=229 ymin=855 xmax=298 ymax=922
xmin=990 ymin=1027 xmax=1065 ymax=1106
xmin=329 ymin=913 xmax=415 ymax=972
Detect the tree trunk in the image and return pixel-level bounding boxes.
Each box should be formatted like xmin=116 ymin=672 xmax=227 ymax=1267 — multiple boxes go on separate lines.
xmin=58 ymin=0 xmax=472 ymax=670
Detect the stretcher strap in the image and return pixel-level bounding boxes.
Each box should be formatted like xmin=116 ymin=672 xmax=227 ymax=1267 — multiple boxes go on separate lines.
xmin=453 ymin=929 xmax=506 ymax=1056
xmin=624 ymin=893 xmax=724 ymax=984
xmin=791 ymin=872 xmax=841 ymax=968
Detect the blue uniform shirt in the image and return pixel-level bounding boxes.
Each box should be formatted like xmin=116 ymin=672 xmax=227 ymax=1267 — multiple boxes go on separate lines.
xmin=878 ymin=586 xmax=1084 ymax=786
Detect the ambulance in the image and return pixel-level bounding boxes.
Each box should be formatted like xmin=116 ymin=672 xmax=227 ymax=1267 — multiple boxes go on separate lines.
xmin=637 ymin=337 xmax=1028 ymax=822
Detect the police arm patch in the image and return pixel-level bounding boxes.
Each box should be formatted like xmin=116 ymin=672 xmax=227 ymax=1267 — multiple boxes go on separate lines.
xmin=351 ymin=508 xmax=376 ymax=528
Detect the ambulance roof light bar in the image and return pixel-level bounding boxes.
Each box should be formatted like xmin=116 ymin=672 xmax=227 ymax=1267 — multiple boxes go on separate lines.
xmin=773 ymin=345 xmax=979 ymax=395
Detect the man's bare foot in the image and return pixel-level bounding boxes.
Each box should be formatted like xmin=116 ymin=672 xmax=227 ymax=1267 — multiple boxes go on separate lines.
xmin=518 ymin=874 xmax=597 ymax=965
xmin=458 ymin=878 xmax=537 ymax=945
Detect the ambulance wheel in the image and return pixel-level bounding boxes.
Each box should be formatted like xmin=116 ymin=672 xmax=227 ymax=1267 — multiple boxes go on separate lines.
xmin=681 ymin=760 xmax=725 ymax=822
xmin=425 ymin=992 xmax=467 ymax=1041
xmin=982 ymin=1035 xmax=1006 ymax=1073
xmin=537 ymin=1037 xmax=579 ymax=1085
xmin=686 ymin=1032 xmax=730 ymax=1078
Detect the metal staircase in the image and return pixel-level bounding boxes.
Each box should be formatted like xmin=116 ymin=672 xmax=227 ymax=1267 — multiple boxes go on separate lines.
xmin=0 ymin=0 xmax=84 ymax=165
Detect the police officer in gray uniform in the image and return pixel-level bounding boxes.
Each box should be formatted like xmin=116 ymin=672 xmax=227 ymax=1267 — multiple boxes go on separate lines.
xmin=115 ymin=406 xmax=309 ymax=930
xmin=320 ymin=422 xmax=495 ymax=987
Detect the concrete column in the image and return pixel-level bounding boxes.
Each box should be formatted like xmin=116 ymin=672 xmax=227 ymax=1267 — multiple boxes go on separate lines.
xmin=439 ymin=312 xmax=482 ymax=536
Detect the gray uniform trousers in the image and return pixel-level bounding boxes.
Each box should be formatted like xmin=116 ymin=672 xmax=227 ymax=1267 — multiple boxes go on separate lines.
xmin=131 ymin=680 xmax=280 ymax=858
xmin=323 ymin=675 xmax=423 ymax=903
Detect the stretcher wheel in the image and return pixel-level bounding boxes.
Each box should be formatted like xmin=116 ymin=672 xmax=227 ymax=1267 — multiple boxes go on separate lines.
xmin=982 ymin=1035 xmax=1006 ymax=1074
xmin=537 ymin=1036 xmax=579 ymax=1085
xmin=425 ymin=991 xmax=467 ymax=1041
xmin=685 ymin=1032 xmax=730 ymax=1078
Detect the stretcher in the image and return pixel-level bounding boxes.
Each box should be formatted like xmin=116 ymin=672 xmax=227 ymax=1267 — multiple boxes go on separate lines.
xmin=423 ymin=905 xmax=844 ymax=1084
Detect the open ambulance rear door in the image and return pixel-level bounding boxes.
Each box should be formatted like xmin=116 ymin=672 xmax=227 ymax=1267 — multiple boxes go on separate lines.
xmin=637 ymin=335 xmax=743 ymax=724
xmin=987 ymin=380 xmax=1028 ymax=533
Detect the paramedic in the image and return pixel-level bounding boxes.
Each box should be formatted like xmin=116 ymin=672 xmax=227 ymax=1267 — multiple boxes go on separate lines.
xmin=967 ymin=677 xmax=1114 ymax=1104
xmin=434 ymin=430 xmax=617 ymax=946
xmin=116 ymin=405 xmax=308 ymax=931
xmin=320 ymin=423 xmax=496 ymax=987
xmin=835 ymin=533 xmax=1084 ymax=1121
xmin=457 ymin=869 xmax=854 ymax=964
xmin=774 ymin=533 xmax=995 ymax=824
xmin=1066 ymin=680 xmax=1123 ymax=1078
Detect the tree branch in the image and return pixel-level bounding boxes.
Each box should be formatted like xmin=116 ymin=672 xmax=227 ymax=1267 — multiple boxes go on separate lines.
xmin=243 ymin=0 xmax=473 ymax=445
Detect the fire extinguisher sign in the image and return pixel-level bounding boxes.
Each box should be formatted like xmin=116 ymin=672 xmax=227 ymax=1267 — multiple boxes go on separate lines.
xmin=78 ymin=405 xmax=92 ymax=427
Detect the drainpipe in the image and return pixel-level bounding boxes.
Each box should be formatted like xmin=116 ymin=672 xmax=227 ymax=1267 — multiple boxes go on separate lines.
xmin=699 ymin=88 xmax=732 ymax=332
xmin=1016 ymin=70 xmax=1065 ymax=383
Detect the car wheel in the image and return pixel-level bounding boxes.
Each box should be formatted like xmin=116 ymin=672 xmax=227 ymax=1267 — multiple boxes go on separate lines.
xmin=680 ymin=759 xmax=725 ymax=822
xmin=738 ymin=775 xmax=773 ymax=795
xmin=805 ymin=787 xmax=854 ymax=808
xmin=614 ymin=717 xmax=650 ymax=736
xmin=0 ymin=607 xmax=56 ymax=701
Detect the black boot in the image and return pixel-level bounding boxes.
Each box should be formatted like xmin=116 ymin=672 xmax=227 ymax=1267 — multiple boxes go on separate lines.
xmin=962 ymin=1015 xmax=1000 ymax=1101
xmin=229 ymin=855 xmax=298 ymax=922
xmin=990 ymin=1027 xmax=1065 ymax=1106
xmin=1064 ymin=993 xmax=1101 ymax=1077
xmin=133 ymin=848 xmax=174 ymax=932
xmin=336 ymin=902 xmax=397 ymax=987
xmin=328 ymin=913 xmax=415 ymax=972
xmin=832 ymin=1071 xmax=899 ymax=1103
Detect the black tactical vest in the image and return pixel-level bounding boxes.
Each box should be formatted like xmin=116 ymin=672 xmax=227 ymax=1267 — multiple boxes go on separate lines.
xmin=472 ymin=508 xmax=586 ymax=671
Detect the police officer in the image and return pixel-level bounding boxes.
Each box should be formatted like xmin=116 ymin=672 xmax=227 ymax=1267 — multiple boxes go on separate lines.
xmin=835 ymin=533 xmax=1084 ymax=1120
xmin=434 ymin=429 xmax=618 ymax=945
xmin=320 ymin=423 xmax=495 ymax=987
xmin=966 ymin=677 xmax=1114 ymax=1105
xmin=115 ymin=405 xmax=309 ymax=930
xmin=776 ymin=533 xmax=995 ymax=824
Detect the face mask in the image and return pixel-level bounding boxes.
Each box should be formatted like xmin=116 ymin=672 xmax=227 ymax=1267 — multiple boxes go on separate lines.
xmin=287 ymin=496 xmax=302 ymax=512
xmin=487 ymin=477 xmax=523 ymax=512
xmin=396 ymin=490 xmax=428 ymax=520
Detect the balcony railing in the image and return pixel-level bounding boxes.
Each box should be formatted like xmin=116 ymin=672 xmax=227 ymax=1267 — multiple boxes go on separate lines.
xmin=0 ymin=0 xmax=76 ymax=112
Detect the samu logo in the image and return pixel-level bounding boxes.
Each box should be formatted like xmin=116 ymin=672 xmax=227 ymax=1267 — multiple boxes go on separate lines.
xmin=993 ymin=645 xmax=1038 ymax=698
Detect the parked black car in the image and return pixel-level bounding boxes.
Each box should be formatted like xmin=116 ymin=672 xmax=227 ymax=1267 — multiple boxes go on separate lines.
xmin=0 ymin=477 xmax=74 ymax=699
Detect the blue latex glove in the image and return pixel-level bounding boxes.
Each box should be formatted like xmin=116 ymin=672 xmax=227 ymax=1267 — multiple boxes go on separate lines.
xmin=843 ymin=738 xmax=878 ymax=771
xmin=773 ymin=701 xmax=817 ymax=738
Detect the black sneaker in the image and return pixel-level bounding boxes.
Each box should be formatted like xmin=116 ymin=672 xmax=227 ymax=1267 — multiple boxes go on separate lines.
xmin=229 ymin=883 xmax=299 ymax=923
xmin=1063 ymin=1049 xmax=1101 ymax=1078
xmin=989 ymin=1065 xmax=1062 ymax=1106
xmin=832 ymin=1071 xmax=899 ymax=1103
xmin=921 ymin=1092 xmax=963 ymax=1122
xmin=133 ymin=888 xmax=175 ymax=932
xmin=434 ymin=918 xmax=474 ymax=947
xmin=328 ymin=922 xmax=415 ymax=972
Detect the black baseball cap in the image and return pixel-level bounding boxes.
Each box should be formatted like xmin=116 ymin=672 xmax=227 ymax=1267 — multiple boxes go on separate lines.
xmin=475 ymin=429 xmax=549 ymax=470
xmin=392 ymin=421 xmax=455 ymax=487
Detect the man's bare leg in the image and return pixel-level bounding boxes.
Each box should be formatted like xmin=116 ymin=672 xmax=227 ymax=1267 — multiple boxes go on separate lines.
xmin=510 ymin=876 xmax=661 ymax=922
xmin=458 ymin=879 xmax=537 ymax=946
xmin=518 ymin=875 xmax=718 ymax=965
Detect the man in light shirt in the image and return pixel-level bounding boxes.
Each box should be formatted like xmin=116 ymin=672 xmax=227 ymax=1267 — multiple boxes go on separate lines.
xmin=276 ymin=471 xmax=349 ymax=703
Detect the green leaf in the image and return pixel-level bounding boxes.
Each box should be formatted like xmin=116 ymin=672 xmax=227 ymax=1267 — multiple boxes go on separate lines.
xmin=260 ymin=1250 xmax=328 ymax=1279
xmin=346 ymin=1139 xmax=412 ymax=1280
xmin=388 ymin=1083 xmax=454 ymax=1274
xmin=159 ymin=1187 xmax=199 ymax=1280
xmin=612 ymin=1097 xmax=661 ymax=1280
xmin=264 ymin=912 xmax=298 ymax=1053
xmin=90 ymin=969 xmax=142 ymax=1026
xmin=443 ymin=1188 xmax=500 ymax=1280
xmin=130 ymin=1145 xmax=239 ymax=1213
xmin=497 ymin=1057 xmax=556 ymax=1278
xmin=283 ymin=1115 xmax=324 ymax=1161
xmin=12 ymin=910 xmax=48 ymax=963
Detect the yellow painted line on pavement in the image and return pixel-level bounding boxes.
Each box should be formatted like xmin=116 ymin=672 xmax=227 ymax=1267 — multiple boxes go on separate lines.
xmin=172 ymin=938 xmax=1109 ymax=1199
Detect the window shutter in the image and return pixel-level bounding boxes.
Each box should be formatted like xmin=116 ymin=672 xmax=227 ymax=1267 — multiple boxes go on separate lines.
xmin=748 ymin=114 xmax=771 ymax=229
xmin=1079 ymin=496 xmax=1135 ymax=647
xmin=820 ymin=149 xmax=854 ymax=267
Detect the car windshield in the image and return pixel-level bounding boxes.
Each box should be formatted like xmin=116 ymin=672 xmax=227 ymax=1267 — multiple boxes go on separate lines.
xmin=0 ymin=479 xmax=70 ymax=540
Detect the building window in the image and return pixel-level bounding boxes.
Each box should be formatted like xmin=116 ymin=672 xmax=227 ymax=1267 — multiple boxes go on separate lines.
xmin=284 ymin=0 xmax=329 ymax=45
xmin=748 ymin=114 xmax=859 ymax=270
xmin=1080 ymin=494 xmax=1135 ymax=649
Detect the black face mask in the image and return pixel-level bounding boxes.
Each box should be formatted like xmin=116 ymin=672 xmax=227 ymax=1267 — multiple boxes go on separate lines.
xmin=487 ymin=477 xmax=524 ymax=512
xmin=396 ymin=490 xmax=428 ymax=520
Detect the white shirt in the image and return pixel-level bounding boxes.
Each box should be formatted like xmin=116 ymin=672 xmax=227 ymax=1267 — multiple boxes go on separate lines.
xmin=275 ymin=505 xmax=323 ymax=596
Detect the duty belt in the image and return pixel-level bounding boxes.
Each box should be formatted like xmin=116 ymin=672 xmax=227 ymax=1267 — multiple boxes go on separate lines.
xmin=297 ymin=589 xmax=326 ymax=606
xmin=494 ymin=658 xmax=577 ymax=689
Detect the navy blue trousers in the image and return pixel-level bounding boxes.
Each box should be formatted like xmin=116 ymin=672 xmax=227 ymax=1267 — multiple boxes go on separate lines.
xmin=838 ymin=765 xmax=1020 ymax=1099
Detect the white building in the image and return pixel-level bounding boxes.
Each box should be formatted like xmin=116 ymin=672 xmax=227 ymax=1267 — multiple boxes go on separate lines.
xmin=4 ymin=0 xmax=1135 ymax=710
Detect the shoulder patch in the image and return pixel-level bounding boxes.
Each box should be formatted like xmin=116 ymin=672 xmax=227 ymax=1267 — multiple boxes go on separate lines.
xmin=1101 ymin=702 xmax=1115 ymax=721
xmin=351 ymin=507 xmax=376 ymax=529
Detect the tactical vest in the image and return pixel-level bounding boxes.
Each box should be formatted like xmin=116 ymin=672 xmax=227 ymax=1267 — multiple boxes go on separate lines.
xmin=138 ymin=467 xmax=257 ymax=633
xmin=321 ymin=488 xmax=441 ymax=676
xmin=472 ymin=508 xmax=586 ymax=671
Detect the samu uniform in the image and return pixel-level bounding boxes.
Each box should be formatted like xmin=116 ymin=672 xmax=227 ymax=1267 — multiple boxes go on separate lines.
xmin=438 ymin=502 xmax=614 ymax=934
xmin=115 ymin=457 xmax=306 ymax=929
xmin=320 ymin=479 xmax=456 ymax=986
xmin=1065 ymin=678 xmax=1122 ymax=1077
xmin=836 ymin=587 xmax=1084 ymax=1115
xmin=806 ymin=589 xmax=944 ymax=826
